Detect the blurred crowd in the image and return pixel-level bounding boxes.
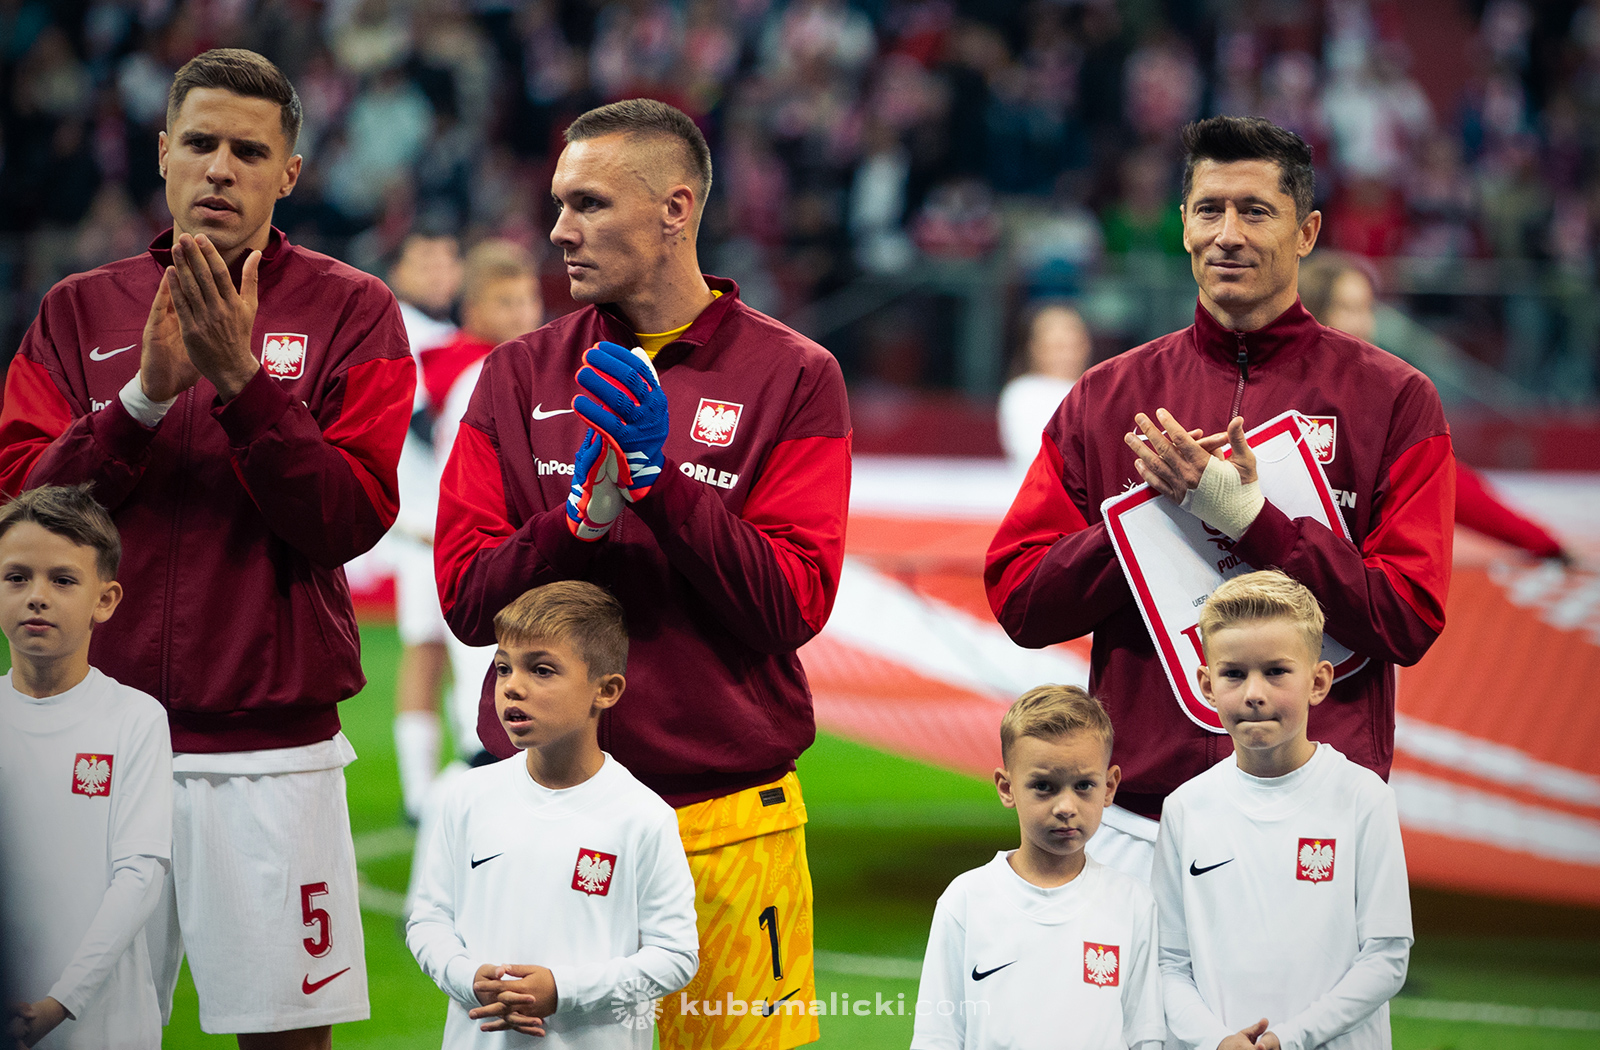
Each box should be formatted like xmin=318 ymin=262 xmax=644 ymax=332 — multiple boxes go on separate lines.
xmin=4 ymin=0 xmax=1600 ymax=391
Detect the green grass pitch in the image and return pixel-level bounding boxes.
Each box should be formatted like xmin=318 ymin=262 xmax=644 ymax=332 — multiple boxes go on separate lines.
xmin=8 ymin=622 xmax=1585 ymax=1048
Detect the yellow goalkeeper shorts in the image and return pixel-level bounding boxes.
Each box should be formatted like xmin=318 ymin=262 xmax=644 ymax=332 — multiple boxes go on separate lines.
xmin=657 ymin=771 xmax=818 ymax=1050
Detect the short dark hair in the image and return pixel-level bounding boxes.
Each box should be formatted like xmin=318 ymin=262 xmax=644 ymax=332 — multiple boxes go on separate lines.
xmin=1181 ymin=116 xmax=1314 ymax=222
xmin=565 ymin=99 xmax=713 ymax=205
xmin=168 ymin=48 xmax=303 ymax=151
xmin=0 ymin=484 xmax=121 ymax=581
xmin=494 ymin=581 xmax=628 ymax=678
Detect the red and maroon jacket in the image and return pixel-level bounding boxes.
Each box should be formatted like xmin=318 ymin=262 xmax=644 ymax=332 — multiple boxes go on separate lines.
xmin=986 ymin=299 xmax=1455 ymax=817
xmin=0 ymin=228 xmax=415 ymax=752
xmin=436 ymin=277 xmax=852 ymax=806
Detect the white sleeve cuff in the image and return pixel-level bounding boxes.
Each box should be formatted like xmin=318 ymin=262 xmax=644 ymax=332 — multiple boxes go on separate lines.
xmin=442 ymin=956 xmax=484 ymax=1009
xmin=1179 ymin=456 xmax=1264 ymax=541
xmin=119 ymin=374 xmax=178 ymax=429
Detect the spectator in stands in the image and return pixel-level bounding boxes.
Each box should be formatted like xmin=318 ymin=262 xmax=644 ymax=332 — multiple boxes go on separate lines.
xmin=1300 ymin=252 xmax=1574 ymax=564
xmin=998 ymin=303 xmax=1093 ymax=470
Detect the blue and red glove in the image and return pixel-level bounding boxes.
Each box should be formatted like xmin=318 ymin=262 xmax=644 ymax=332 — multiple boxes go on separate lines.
xmin=565 ymin=428 xmax=624 ymax=541
xmin=573 ymin=342 xmax=667 ymax=502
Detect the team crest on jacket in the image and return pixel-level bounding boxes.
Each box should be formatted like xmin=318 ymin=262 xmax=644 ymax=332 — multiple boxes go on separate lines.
xmin=72 ymin=753 xmax=113 ymax=797
xmin=572 ymin=848 xmax=617 ymax=896
xmin=1082 ymin=942 xmax=1119 ymax=986
xmin=690 ymin=398 xmax=743 ymax=447
xmin=1303 ymin=415 xmax=1337 ymax=463
xmin=262 ymin=333 xmax=308 ymax=380
xmin=1297 ymin=838 xmax=1336 ymax=882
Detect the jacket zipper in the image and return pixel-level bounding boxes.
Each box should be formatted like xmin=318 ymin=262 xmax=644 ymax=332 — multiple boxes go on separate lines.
xmin=159 ymin=392 xmax=193 ymax=703
xmin=1229 ymin=332 xmax=1249 ymax=419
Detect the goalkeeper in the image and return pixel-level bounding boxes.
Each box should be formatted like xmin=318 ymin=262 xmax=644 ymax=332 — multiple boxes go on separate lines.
xmin=433 ymin=98 xmax=851 ymax=1050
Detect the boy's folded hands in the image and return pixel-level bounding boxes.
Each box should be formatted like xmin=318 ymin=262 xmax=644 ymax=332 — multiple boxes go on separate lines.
xmin=1217 ymin=1018 xmax=1276 ymax=1050
xmin=470 ymin=963 xmax=557 ymax=1036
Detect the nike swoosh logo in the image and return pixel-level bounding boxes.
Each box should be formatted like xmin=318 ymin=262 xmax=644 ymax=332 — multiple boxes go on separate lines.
xmin=301 ymin=968 xmax=350 ymax=994
xmin=531 ymin=404 xmax=574 ymax=420
xmin=1189 ymin=859 xmax=1234 ymax=876
xmin=971 ymin=962 xmax=1015 ymax=981
xmin=471 ymin=853 xmax=503 ymax=869
xmin=759 ymin=989 xmax=801 ymax=1016
xmin=88 ymin=343 xmax=136 ymax=361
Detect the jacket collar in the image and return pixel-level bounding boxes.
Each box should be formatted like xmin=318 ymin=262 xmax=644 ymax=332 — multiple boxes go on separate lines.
xmin=594 ymin=275 xmax=742 ymax=370
xmin=1191 ymin=296 xmax=1320 ymax=370
xmin=147 ymin=226 xmax=288 ymax=286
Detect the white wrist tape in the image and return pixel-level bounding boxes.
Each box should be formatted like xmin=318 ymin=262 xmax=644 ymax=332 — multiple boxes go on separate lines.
xmin=1179 ymin=456 xmax=1264 ymax=540
xmin=119 ymin=373 xmax=178 ymax=428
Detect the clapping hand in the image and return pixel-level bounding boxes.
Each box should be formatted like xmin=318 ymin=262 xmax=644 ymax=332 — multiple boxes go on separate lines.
xmin=166 ymin=233 xmax=263 ymax=402
xmin=1125 ymin=408 xmax=1255 ymax=502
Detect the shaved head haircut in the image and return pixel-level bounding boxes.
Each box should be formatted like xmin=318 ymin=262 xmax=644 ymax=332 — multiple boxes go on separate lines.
xmin=564 ymin=99 xmax=713 ymax=215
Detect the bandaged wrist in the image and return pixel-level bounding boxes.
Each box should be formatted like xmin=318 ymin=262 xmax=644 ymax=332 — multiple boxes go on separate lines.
xmin=119 ymin=373 xmax=177 ymax=428
xmin=1178 ymin=456 xmax=1263 ymax=540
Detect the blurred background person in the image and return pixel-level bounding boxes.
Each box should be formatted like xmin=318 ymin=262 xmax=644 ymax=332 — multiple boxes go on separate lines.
xmin=1301 ymin=251 xmax=1573 ymax=564
xmin=384 ymin=231 xmax=465 ymax=823
xmin=398 ymin=238 xmax=542 ymax=822
xmin=998 ymin=302 xmax=1093 ymax=470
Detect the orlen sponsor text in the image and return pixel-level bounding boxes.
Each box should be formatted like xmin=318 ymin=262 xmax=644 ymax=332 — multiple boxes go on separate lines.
xmin=679 ymin=461 xmax=739 ymax=490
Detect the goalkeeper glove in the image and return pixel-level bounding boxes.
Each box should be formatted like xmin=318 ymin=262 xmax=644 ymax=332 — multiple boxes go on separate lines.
xmin=573 ymin=342 xmax=667 ymax=501
xmin=566 ymin=428 xmax=625 ymax=541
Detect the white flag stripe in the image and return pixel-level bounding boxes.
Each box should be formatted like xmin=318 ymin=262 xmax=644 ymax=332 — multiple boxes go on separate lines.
xmin=1391 ymin=771 xmax=1600 ymax=865
xmin=1394 ymin=715 xmax=1600 ymax=808
xmin=825 ymin=558 xmax=1089 ymax=700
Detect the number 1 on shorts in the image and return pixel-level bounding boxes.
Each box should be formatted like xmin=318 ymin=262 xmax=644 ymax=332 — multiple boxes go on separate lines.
xmin=758 ymin=904 xmax=783 ymax=980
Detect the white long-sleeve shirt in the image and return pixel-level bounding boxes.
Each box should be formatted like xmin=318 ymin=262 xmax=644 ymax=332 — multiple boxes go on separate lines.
xmin=407 ymin=753 xmax=699 ymax=1049
xmin=0 ymin=668 xmax=172 ymax=1050
xmin=912 ymin=852 xmax=1165 ymax=1050
xmin=1153 ymin=744 xmax=1413 ymax=1050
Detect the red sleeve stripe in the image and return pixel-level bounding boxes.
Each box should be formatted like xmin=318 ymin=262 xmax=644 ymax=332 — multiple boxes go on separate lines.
xmin=320 ymin=356 xmax=414 ymax=529
xmin=984 ymin=435 xmax=1088 ymax=616
xmin=435 ymin=421 xmax=515 ymax=616
xmin=0 ymin=355 xmax=75 ymax=498
xmin=739 ymin=432 xmax=851 ymax=633
xmin=1365 ymin=434 xmax=1455 ymax=634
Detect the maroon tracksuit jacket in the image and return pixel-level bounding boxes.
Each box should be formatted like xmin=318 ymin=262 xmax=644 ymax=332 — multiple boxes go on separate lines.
xmin=0 ymin=228 xmax=415 ymax=752
xmin=435 ymin=277 xmax=852 ymax=806
xmin=986 ymin=299 xmax=1455 ymax=817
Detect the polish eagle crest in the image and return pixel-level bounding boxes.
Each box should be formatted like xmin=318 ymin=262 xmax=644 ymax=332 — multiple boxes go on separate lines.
xmin=261 ymin=333 xmax=308 ymax=379
xmin=1298 ymin=838 xmax=1336 ymax=882
xmin=1302 ymin=415 xmax=1337 ymax=464
xmin=72 ymin=753 xmax=112 ymax=796
xmin=690 ymin=398 xmax=743 ymax=447
xmin=572 ymin=848 xmax=617 ymax=896
xmin=1083 ymin=943 xmax=1119 ymax=986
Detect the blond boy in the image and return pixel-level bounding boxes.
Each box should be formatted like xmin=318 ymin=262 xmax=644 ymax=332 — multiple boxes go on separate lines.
xmin=405 ymin=580 xmax=698 ymax=1049
xmin=912 ymin=686 xmax=1164 ymax=1050
xmin=1153 ymin=570 xmax=1412 ymax=1050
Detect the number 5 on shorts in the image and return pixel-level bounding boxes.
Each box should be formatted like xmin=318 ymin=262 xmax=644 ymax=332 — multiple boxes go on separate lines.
xmin=301 ymin=882 xmax=332 ymax=958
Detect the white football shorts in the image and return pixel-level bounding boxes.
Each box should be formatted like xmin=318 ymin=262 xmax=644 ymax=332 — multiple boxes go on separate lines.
xmin=394 ymin=534 xmax=450 ymax=647
xmin=155 ymin=740 xmax=369 ymax=1033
